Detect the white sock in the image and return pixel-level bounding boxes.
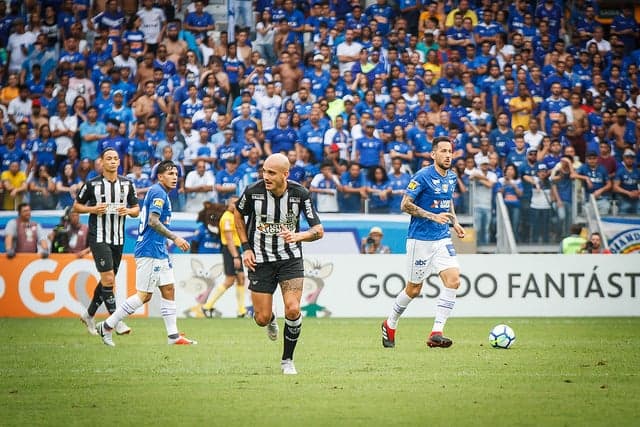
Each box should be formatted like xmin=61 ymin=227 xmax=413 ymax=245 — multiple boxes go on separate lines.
xmin=432 ymin=287 xmax=457 ymax=333
xmin=161 ymin=298 xmax=178 ymax=337
xmin=386 ymin=290 xmax=413 ymax=329
xmin=105 ymin=294 xmax=143 ymax=329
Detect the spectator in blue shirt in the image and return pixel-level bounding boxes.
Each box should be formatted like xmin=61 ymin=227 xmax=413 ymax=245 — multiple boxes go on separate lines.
xmin=575 ymin=151 xmax=613 ymax=215
xmin=366 ymin=0 xmax=395 ymax=36
xmin=366 ymin=166 xmax=392 ymax=213
xmin=388 ymin=158 xmax=411 ymax=213
xmin=183 ymin=0 xmax=215 ymax=40
xmin=127 ymin=121 xmax=154 ymax=172
xmin=298 ymin=109 xmax=327 ymax=164
xmin=32 ymin=124 xmax=57 ymax=174
xmin=265 ymin=112 xmax=299 ymax=156
xmin=78 ymin=107 xmax=107 ymax=161
xmin=355 ymin=120 xmax=384 ymax=171
xmin=613 ymin=149 xmax=640 ymax=215
xmin=339 ymin=162 xmax=367 ymax=213
xmin=215 ymin=157 xmax=243 ymax=203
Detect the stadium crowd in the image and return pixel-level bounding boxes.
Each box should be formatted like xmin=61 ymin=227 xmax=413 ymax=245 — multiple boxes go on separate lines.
xmin=0 ymin=0 xmax=639 ymax=246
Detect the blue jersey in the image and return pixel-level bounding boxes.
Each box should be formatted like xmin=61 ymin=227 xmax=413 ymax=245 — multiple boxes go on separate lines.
xmin=577 ymin=164 xmax=609 ymax=194
xmin=34 ymin=138 xmax=57 ymax=169
xmin=215 ymin=169 xmax=243 ymax=203
xmin=135 ymin=183 xmax=172 ymax=259
xmin=614 ymin=166 xmax=640 ymax=194
xmin=389 ymin=171 xmax=411 ymax=213
xmin=0 ymin=146 xmax=29 ymax=171
xmin=489 ymin=128 xmax=514 ymax=158
xmin=405 ymin=165 xmax=457 ymax=241
xmin=266 ymin=127 xmax=298 ymax=154
xmin=299 ymin=123 xmax=327 ymax=162
xmin=339 ymin=171 xmax=366 ymax=213
xmin=356 ymin=137 xmax=384 ymax=168
xmin=191 ymin=223 xmax=222 ymax=254
xmin=128 ymin=138 xmax=154 ymax=167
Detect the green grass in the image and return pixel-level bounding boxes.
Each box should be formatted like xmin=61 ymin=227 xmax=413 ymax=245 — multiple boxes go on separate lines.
xmin=1 ymin=318 xmax=639 ymax=427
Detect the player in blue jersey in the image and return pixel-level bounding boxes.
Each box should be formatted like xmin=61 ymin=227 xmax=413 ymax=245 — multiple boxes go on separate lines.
xmin=96 ymin=160 xmax=196 ymax=346
xmin=381 ymin=137 xmax=466 ymax=349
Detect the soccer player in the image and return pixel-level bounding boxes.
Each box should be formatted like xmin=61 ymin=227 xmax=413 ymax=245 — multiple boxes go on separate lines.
xmin=96 ymin=160 xmax=196 ymax=346
xmin=381 ymin=137 xmax=466 ymax=348
xmin=202 ymin=196 xmax=248 ymax=318
xmin=235 ymin=153 xmax=324 ymax=374
xmin=74 ymin=148 xmax=139 ymax=336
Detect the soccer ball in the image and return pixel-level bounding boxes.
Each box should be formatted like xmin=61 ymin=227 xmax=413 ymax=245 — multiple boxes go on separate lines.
xmin=489 ymin=324 xmax=516 ymax=349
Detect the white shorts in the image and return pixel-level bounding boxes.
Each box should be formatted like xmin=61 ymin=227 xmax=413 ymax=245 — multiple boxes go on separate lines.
xmin=406 ymin=238 xmax=460 ymax=284
xmin=136 ymin=257 xmax=175 ymax=293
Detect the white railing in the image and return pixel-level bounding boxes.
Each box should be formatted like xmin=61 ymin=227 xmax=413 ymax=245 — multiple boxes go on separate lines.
xmin=584 ymin=194 xmax=610 ymax=251
xmin=495 ymin=192 xmax=518 ymax=254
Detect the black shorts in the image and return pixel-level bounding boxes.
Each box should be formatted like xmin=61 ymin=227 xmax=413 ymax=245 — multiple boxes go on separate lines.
xmin=248 ymin=258 xmax=304 ymax=294
xmin=222 ymin=246 xmax=244 ymax=276
xmin=90 ymin=242 xmax=123 ymax=274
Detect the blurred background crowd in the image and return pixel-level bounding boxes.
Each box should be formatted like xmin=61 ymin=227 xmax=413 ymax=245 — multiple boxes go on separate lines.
xmin=0 ymin=0 xmax=638 ymax=248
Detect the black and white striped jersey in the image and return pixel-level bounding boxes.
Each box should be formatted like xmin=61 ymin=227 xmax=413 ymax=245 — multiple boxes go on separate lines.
xmin=76 ymin=175 xmax=138 ymax=246
xmin=236 ymin=180 xmax=322 ymax=263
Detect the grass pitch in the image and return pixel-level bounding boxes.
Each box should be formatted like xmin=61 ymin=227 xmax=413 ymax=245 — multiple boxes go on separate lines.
xmin=1 ymin=317 xmax=638 ymax=427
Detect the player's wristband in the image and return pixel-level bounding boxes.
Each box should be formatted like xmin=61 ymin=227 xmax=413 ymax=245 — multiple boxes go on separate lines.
xmin=241 ymin=242 xmax=252 ymax=251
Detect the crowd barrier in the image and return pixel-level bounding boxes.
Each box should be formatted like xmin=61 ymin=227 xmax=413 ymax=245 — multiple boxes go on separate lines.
xmin=1 ymin=254 xmax=638 ymax=318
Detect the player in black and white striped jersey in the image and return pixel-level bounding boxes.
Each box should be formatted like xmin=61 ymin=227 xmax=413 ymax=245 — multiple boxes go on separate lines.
xmin=235 ymin=153 xmax=324 ymax=375
xmin=73 ymin=148 xmax=139 ymax=336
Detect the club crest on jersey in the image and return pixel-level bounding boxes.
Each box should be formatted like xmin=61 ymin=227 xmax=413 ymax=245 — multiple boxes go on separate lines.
xmin=442 ymin=184 xmax=449 ymax=192
xmin=407 ymin=180 xmax=419 ymax=190
xmin=152 ymin=198 xmax=164 ymax=208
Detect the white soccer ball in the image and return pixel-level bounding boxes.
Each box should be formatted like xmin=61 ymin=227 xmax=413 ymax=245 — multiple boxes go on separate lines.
xmin=489 ymin=324 xmax=516 ymax=349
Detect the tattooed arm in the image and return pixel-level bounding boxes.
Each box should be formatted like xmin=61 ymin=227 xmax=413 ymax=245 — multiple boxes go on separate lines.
xmin=149 ymin=212 xmax=189 ymax=251
xmin=400 ymin=194 xmax=452 ymax=224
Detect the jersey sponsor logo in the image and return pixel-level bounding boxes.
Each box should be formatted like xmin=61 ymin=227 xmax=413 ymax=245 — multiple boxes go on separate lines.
xmin=304 ymin=199 xmax=314 ymax=219
xmin=290 ymin=197 xmax=300 ymax=203
xmin=251 ymin=194 xmax=265 ymax=200
xmin=414 ymin=259 xmax=427 ymax=266
xmin=152 ymin=198 xmax=164 ymax=208
xmin=256 ymin=213 xmax=296 ymax=235
xmin=257 ymin=222 xmax=285 ymax=235
xmin=431 ymin=199 xmax=451 ymax=209
xmin=407 ymin=180 xmax=419 ymax=190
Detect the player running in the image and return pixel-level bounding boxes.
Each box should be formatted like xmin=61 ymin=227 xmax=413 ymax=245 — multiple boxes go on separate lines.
xmin=235 ymin=153 xmax=324 ymax=374
xmin=74 ymin=148 xmax=139 ymax=336
xmin=96 ymin=160 xmax=196 ymax=346
xmin=381 ymin=136 xmax=466 ymax=348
